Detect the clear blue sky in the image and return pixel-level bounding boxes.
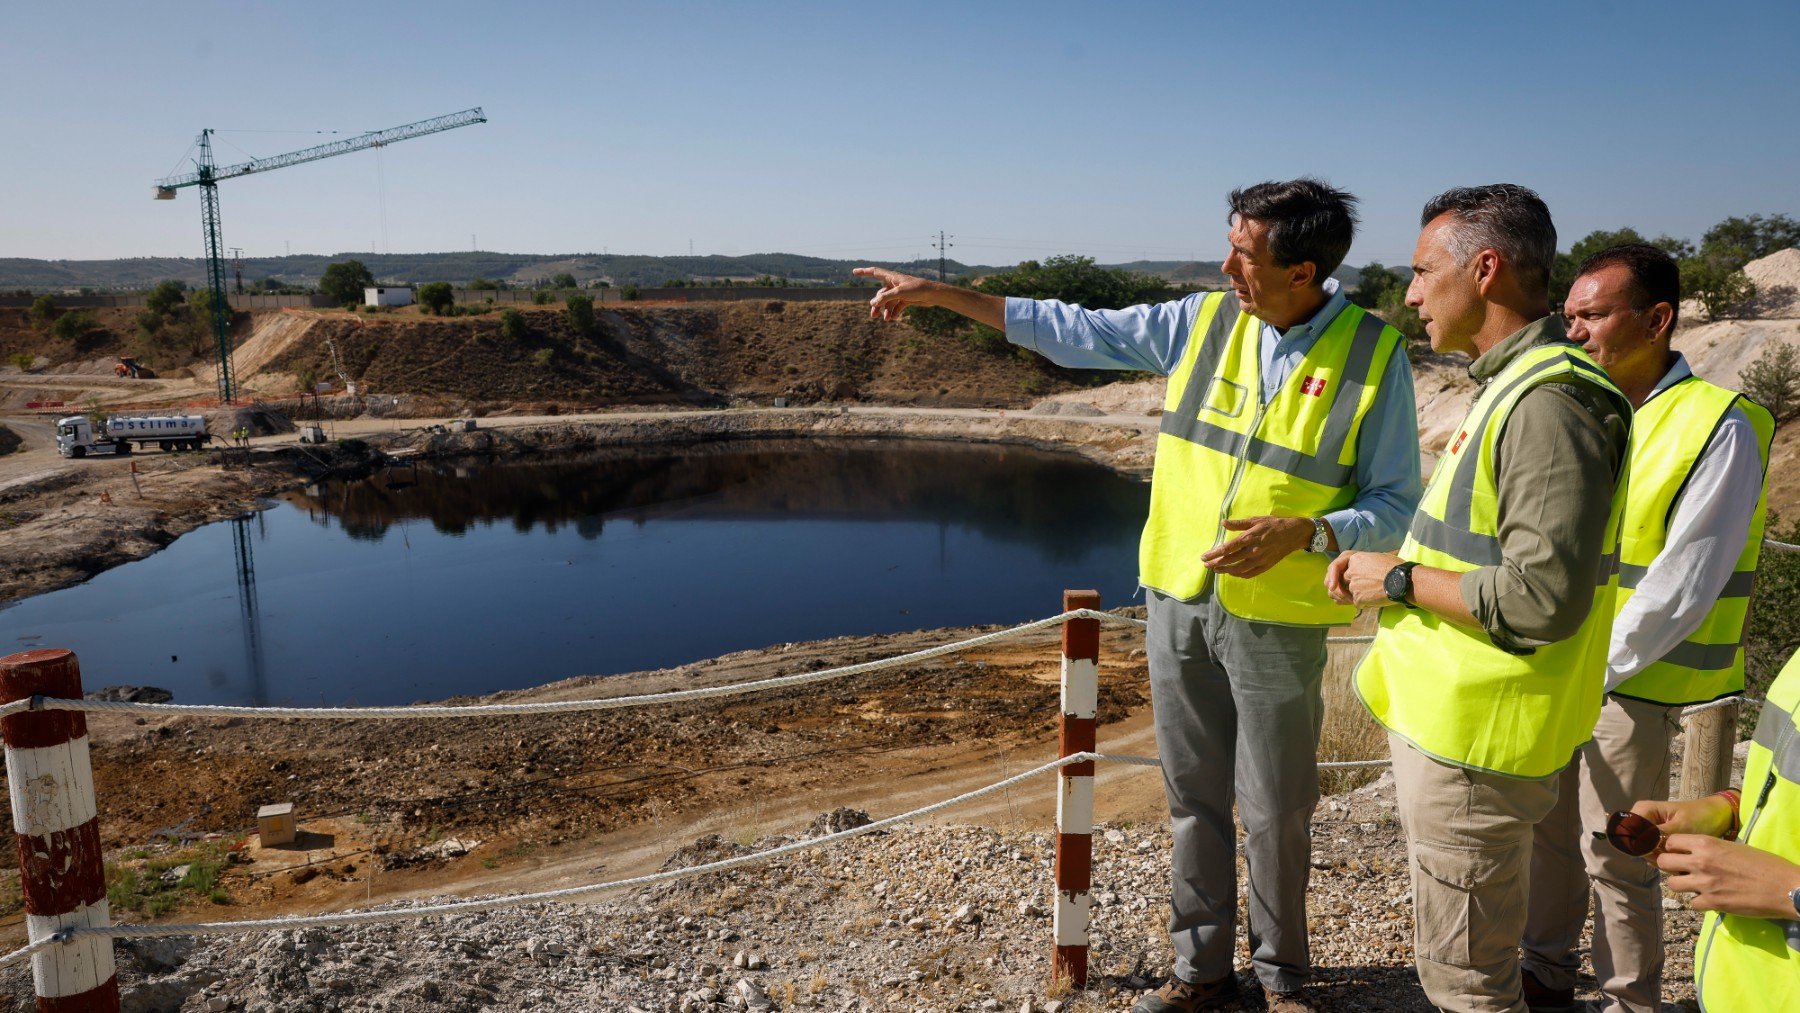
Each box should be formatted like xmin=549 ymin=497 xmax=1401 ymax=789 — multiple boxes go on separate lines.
xmin=4 ymin=1 xmax=1795 ymax=268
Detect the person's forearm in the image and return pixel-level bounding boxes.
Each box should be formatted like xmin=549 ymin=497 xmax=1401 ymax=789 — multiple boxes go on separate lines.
xmin=918 ymin=282 xmax=1004 ymax=331
xmin=1409 ymin=566 xmax=1479 ymax=628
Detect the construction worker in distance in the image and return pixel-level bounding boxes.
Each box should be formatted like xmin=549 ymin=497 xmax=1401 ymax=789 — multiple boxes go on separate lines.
xmin=1621 ymin=644 xmax=1800 ymax=1013
xmin=856 ymin=178 xmax=1421 ymax=1013
xmin=1328 ymin=184 xmax=1632 ymax=1013
xmin=1519 ymin=244 xmax=1774 ymax=1013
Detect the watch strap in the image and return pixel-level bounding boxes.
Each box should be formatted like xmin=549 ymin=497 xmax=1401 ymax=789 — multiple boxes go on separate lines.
xmin=1387 ymin=561 xmax=1419 ymax=607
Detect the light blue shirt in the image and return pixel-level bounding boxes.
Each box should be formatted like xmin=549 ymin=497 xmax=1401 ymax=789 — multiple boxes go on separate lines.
xmin=1003 ymin=279 xmax=1422 ymax=551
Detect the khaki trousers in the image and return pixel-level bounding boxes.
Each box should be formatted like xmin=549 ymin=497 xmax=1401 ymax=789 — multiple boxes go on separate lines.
xmin=1522 ymin=695 xmax=1680 ymax=1013
xmin=1390 ymin=733 xmax=1561 ymax=1013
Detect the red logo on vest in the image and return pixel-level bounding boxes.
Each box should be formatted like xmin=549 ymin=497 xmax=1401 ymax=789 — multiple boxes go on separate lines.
xmin=1451 ymin=431 xmax=1469 ymax=454
xmin=1300 ymin=375 xmax=1327 ymax=397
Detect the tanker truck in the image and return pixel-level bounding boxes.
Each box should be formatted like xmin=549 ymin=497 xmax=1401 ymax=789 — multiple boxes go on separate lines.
xmin=55 ymin=414 xmax=212 ymax=458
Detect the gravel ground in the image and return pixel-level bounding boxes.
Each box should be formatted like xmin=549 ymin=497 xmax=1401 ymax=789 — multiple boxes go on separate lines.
xmin=3 ymin=775 xmax=1708 ymax=1013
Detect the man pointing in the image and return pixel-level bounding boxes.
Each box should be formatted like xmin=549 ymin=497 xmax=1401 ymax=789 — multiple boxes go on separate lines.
xmin=858 ymin=178 xmax=1420 ymax=1012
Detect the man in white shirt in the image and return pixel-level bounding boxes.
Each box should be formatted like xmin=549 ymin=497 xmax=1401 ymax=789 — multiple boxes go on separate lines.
xmin=1520 ymin=243 xmax=1775 ymax=1013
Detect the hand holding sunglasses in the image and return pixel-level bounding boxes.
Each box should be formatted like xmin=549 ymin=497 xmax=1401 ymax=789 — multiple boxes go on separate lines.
xmin=1592 ymin=792 xmax=1741 ymax=857
xmin=1594 ymin=810 xmax=1663 ymax=857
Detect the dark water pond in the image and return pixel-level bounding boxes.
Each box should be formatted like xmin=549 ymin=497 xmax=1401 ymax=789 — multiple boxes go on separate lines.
xmin=4 ymin=440 xmax=1149 ymax=706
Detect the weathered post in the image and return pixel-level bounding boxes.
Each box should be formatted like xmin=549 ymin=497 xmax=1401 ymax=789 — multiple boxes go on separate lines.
xmin=1679 ymin=701 xmax=1742 ymax=799
xmin=1053 ymin=590 xmax=1101 ymax=989
xmin=1 ymin=649 xmax=119 ymax=1012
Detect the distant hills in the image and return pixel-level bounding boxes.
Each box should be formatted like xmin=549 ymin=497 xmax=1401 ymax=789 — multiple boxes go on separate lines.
xmin=0 ymin=251 xmax=1364 ymax=293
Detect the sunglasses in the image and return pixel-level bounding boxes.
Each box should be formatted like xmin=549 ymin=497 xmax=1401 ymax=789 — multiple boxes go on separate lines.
xmin=1591 ymin=810 xmax=1661 ymax=857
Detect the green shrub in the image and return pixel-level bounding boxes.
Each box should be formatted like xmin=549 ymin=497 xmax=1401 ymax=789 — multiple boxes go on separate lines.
xmin=620 ymin=284 xmax=639 ymax=302
xmin=1748 ymin=515 xmax=1800 ymax=722
xmin=320 ymin=260 xmax=375 ymax=307
xmin=499 ymin=309 xmax=526 ymax=342
xmin=533 ymin=347 xmax=556 ymax=367
xmin=566 ymin=293 xmax=595 ymax=334
xmin=417 ymin=282 xmax=454 ymax=315
xmin=145 ymin=280 xmax=187 ymax=316
xmin=52 ymin=310 xmax=98 ymax=342
xmin=532 ymin=290 xmax=555 ymax=305
xmin=28 ymin=294 xmax=56 ymax=327
xmin=1741 ymin=339 xmax=1800 ymax=421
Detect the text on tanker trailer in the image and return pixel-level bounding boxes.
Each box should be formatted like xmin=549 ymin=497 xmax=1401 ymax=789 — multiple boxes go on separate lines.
xmin=56 ymin=414 xmax=212 ymax=458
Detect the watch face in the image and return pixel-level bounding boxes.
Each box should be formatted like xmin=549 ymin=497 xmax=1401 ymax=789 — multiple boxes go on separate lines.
xmin=1384 ymin=565 xmax=1408 ymax=601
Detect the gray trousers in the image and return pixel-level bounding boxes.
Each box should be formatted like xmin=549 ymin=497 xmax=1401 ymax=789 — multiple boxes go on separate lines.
xmin=1147 ymin=589 xmax=1327 ymax=992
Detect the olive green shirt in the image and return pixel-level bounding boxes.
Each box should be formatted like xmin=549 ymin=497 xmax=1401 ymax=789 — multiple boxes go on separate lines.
xmin=1458 ymin=315 xmax=1632 ymax=653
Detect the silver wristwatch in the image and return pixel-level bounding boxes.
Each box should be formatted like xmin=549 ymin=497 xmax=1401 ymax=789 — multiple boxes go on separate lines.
xmin=1308 ymin=518 xmax=1331 ymax=553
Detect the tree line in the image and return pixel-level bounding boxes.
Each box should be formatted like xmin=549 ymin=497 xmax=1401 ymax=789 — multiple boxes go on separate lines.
xmin=1352 ymin=212 xmax=1800 ymax=342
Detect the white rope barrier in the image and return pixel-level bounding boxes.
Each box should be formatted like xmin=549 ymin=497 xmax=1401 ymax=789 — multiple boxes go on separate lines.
xmin=32 ymin=609 xmax=1144 ymax=723
xmin=0 ymin=750 xmax=1165 ymax=968
xmin=1 ymin=590 xmax=1785 ymax=974
xmin=1765 ymin=537 xmax=1800 ymax=552
xmin=1680 ymin=695 xmax=1759 ymax=718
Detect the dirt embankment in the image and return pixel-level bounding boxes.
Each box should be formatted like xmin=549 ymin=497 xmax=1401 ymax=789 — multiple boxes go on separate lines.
xmin=255 ymin=301 xmax=1100 ymax=411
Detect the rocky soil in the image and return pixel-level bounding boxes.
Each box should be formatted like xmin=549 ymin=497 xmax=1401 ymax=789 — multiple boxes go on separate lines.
xmin=2 ymin=775 xmax=1710 ymax=1013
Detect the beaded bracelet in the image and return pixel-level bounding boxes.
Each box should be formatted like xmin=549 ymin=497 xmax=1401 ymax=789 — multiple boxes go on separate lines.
xmin=1714 ymin=788 xmax=1742 ymax=841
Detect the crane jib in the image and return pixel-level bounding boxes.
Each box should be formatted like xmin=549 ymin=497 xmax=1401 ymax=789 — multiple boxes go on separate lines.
xmin=153 ymin=108 xmax=486 ymax=192
xmin=150 ymin=107 xmax=485 ymax=405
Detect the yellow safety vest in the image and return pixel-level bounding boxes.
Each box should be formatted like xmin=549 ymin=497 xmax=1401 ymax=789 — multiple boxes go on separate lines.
xmin=1356 ymin=342 xmax=1631 ymax=778
xmin=1140 ymin=291 xmax=1402 ymax=625
xmin=1695 ymin=649 xmax=1800 ymax=1013
xmin=1613 ymin=378 xmax=1774 ymax=705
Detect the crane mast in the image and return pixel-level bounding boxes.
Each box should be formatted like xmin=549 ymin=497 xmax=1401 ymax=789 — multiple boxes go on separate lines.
xmin=154 ymin=108 xmax=486 ymax=403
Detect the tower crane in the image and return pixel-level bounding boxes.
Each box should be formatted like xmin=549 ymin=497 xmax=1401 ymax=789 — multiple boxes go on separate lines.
xmin=154 ymin=107 xmax=487 ymax=403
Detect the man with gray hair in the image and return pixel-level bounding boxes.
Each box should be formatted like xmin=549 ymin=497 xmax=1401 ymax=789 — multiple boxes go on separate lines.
xmin=1327 ymin=184 xmax=1632 ymax=1012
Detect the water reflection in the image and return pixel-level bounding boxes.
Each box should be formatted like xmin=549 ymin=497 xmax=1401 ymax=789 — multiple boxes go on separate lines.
xmin=6 ymin=440 xmax=1149 ymax=705
xmin=288 ymin=439 xmax=1147 ymax=565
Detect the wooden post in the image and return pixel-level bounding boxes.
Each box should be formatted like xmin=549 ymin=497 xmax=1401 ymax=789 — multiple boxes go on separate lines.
xmin=1679 ymin=701 xmax=1741 ymax=799
xmin=1 ymin=649 xmax=119 ymax=1013
xmin=1053 ymin=590 xmax=1100 ymax=989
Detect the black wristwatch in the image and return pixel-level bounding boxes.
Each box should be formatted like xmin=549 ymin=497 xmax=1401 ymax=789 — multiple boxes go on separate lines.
xmin=1789 ymin=884 xmax=1800 ymax=919
xmin=1384 ymin=561 xmax=1419 ymax=607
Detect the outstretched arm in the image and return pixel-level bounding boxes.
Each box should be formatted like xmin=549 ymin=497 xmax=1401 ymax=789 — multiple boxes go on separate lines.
xmin=853 ymin=267 xmax=1004 ymax=331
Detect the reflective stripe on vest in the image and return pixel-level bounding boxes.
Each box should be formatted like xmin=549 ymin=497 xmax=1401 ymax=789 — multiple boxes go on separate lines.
xmin=1612 ymin=380 xmax=1775 ymax=705
xmin=1138 ymin=291 xmax=1403 ymax=625
xmin=1355 ymin=342 xmax=1631 ymax=778
xmin=1696 ymin=650 xmax=1800 ymax=1012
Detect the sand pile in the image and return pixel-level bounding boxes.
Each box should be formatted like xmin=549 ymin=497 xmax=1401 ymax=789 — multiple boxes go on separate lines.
xmin=1746 ymin=247 xmax=1800 ymax=317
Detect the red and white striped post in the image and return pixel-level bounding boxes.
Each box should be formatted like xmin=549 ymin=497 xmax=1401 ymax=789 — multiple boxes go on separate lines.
xmin=1053 ymin=590 xmax=1100 ymax=988
xmin=2 ymin=649 xmax=119 ymax=1013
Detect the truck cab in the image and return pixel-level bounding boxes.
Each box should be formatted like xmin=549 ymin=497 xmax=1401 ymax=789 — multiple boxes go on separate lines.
xmin=55 ymin=416 xmax=124 ymax=459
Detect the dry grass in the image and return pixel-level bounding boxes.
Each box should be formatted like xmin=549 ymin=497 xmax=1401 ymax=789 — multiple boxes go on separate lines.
xmin=1317 ymin=612 xmax=1389 ymax=795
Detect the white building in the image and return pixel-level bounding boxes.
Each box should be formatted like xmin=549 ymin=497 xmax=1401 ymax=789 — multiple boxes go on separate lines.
xmin=363 ymin=286 xmax=415 ymax=307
